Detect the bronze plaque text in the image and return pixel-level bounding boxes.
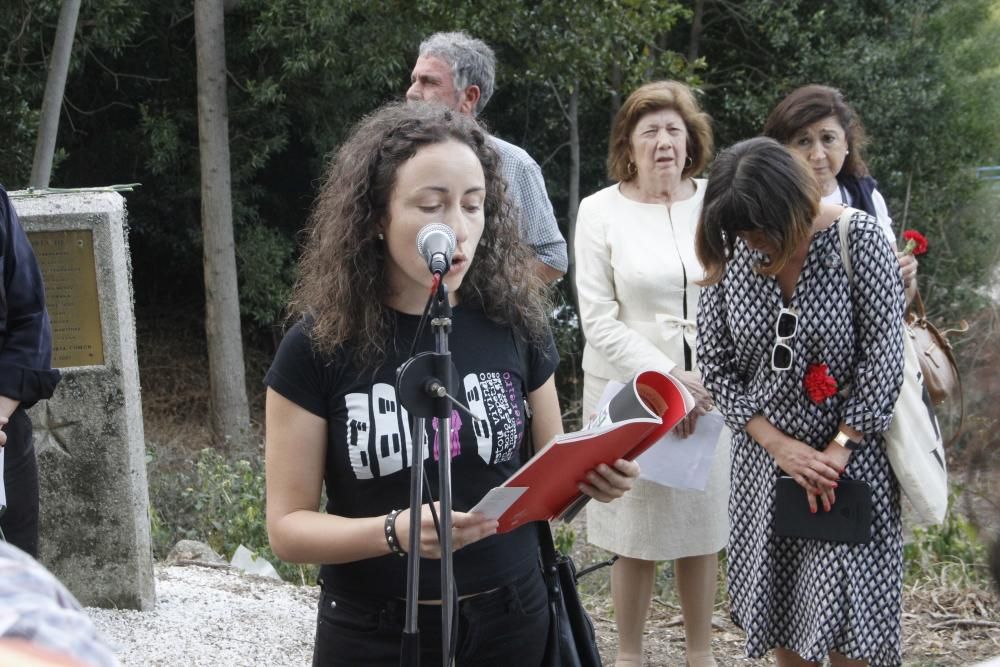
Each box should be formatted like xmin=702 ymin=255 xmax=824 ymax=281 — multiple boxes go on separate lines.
xmin=27 ymin=230 xmax=104 ymax=367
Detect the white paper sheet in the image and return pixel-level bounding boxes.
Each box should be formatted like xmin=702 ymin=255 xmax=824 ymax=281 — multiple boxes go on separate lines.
xmin=470 ymin=486 xmax=527 ymax=520
xmin=595 ymin=380 xmax=722 ymax=491
xmin=633 ymin=411 xmax=724 ymax=490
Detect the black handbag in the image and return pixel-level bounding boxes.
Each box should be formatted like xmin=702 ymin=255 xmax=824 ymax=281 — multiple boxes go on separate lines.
xmin=536 ymin=521 xmax=604 ymax=667
xmin=513 ymin=332 xmax=605 ymax=666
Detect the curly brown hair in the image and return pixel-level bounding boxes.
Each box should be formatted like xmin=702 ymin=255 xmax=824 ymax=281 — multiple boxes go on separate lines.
xmin=290 ymin=101 xmax=550 ymax=367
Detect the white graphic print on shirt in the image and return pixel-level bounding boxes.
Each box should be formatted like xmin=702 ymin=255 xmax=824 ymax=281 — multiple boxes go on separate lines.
xmin=343 ymin=372 xmax=522 ymax=479
xmin=463 ymin=371 xmax=524 ymax=465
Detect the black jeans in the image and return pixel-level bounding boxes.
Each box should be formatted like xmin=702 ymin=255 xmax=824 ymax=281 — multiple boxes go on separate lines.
xmin=1 ymin=409 xmax=38 ymax=557
xmin=312 ymin=566 xmax=550 ymax=667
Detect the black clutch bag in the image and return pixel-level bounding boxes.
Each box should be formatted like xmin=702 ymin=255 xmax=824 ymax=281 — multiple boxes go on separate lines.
xmin=773 ymin=476 xmax=873 ymax=544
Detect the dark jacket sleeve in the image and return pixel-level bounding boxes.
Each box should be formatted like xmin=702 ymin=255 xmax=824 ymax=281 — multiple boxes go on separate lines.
xmin=0 ymin=187 xmax=61 ymax=406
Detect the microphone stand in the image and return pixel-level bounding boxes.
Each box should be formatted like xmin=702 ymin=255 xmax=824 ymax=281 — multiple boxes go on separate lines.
xmin=396 ymin=279 xmax=459 ymax=667
xmin=431 ymin=285 xmax=456 ymax=666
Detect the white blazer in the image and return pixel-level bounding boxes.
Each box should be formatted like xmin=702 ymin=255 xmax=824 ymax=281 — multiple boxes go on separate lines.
xmin=574 ymin=180 xmax=707 ymax=382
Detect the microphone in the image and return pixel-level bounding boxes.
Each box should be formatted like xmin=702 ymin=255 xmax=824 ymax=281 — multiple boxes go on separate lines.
xmin=416 ymin=223 xmax=456 ymax=276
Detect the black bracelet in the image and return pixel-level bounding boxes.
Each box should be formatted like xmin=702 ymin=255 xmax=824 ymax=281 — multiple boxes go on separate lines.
xmin=384 ymin=508 xmax=405 ymax=557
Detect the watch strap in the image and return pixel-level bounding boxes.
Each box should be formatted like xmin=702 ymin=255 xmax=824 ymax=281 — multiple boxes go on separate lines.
xmin=833 ymin=430 xmax=861 ymax=451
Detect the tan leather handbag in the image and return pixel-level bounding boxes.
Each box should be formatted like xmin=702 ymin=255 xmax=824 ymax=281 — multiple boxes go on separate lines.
xmin=905 ymin=290 xmax=967 ymax=407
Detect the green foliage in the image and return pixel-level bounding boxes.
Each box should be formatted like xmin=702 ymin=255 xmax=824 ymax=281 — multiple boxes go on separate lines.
xmin=147 ymin=497 xmax=172 ymax=560
xmin=904 ymin=495 xmax=990 ymax=587
xmin=235 ymin=222 xmax=296 ymax=327
xmin=0 ymin=2 xmax=61 ymax=186
xmin=2 ymin=0 xmax=996 ymax=335
xmin=554 ymin=521 xmax=577 ymax=554
xmin=151 ymin=446 xmax=316 ymax=584
xmin=182 ymin=448 xmax=268 ymax=560
xmin=3 ymin=0 xmax=997 ymax=503
xmin=451 ymin=0 xmax=694 ymax=201
xmin=146 ymin=446 xmax=199 ymax=558
xmin=694 ymin=0 xmax=1000 ymax=324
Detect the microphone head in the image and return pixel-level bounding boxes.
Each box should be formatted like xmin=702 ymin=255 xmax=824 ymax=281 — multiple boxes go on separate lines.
xmin=416 ymin=223 xmax=457 ymax=275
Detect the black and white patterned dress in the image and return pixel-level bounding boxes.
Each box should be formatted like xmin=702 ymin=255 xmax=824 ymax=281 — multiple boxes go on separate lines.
xmin=696 ymin=211 xmax=906 ymax=666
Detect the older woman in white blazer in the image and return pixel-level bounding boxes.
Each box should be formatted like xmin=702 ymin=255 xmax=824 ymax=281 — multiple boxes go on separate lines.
xmin=575 ymin=81 xmax=730 ymax=667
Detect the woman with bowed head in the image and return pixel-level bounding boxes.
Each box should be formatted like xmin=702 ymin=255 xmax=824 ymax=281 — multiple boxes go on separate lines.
xmin=263 ymin=102 xmax=639 ymax=667
xmin=575 ymin=80 xmax=730 ymax=667
xmin=695 ymin=137 xmax=906 ymax=666
xmin=763 ymin=84 xmax=918 ymax=298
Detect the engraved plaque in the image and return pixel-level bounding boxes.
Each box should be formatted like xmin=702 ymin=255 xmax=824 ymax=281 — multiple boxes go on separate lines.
xmin=26 ymin=230 xmax=105 ymax=367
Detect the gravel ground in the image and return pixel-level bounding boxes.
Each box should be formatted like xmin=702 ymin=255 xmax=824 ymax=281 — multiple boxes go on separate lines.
xmin=86 ymin=563 xmax=318 ymax=667
xmin=84 ymin=553 xmax=1000 ymax=667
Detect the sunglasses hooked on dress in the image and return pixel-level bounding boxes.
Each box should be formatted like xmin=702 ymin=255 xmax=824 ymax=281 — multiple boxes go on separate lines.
xmin=771 ymin=307 xmax=798 ymax=372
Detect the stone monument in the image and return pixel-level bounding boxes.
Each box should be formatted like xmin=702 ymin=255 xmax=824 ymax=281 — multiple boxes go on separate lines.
xmin=11 ymin=189 xmax=155 ymax=610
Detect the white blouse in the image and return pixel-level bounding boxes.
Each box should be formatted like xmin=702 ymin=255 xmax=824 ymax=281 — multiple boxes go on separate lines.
xmin=574 ymin=180 xmax=706 ymax=382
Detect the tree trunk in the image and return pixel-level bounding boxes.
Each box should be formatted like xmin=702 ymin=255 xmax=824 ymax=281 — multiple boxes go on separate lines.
xmin=609 ymin=61 xmax=623 ymax=127
xmin=194 ymin=0 xmax=250 ymax=445
xmin=566 ymin=85 xmax=581 ymax=317
xmin=687 ymin=0 xmax=706 ymax=63
xmin=30 ymin=0 xmax=81 ymax=188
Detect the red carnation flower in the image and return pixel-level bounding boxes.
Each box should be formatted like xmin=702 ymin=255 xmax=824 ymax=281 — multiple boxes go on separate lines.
xmin=804 ymin=363 xmax=838 ymax=404
xmin=902 ymin=230 xmax=928 ymax=256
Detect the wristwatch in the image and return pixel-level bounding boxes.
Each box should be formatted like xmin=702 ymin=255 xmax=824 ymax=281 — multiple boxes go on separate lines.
xmin=832 ymin=430 xmax=861 ymax=451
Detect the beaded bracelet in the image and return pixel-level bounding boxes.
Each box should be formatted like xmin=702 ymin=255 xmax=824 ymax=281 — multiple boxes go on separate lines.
xmin=384 ymin=508 xmax=405 ymax=557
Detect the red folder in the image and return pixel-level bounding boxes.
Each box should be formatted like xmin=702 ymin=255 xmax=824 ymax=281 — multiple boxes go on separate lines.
xmin=474 ymin=370 xmax=692 ymax=533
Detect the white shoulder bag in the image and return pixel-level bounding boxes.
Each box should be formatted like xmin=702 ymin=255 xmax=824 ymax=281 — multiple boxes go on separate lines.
xmin=837 ymin=208 xmax=948 ymax=525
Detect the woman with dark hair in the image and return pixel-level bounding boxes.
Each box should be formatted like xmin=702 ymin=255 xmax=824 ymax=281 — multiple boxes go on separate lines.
xmin=576 ymin=80 xmax=729 ymax=667
xmin=264 ymin=102 xmax=639 ymax=666
xmin=696 ymin=137 xmax=906 ymax=666
xmin=763 ymin=84 xmax=918 ymax=297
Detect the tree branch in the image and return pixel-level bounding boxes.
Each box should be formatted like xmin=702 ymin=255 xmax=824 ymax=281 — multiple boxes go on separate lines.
xmin=226 ymin=69 xmax=249 ymax=94
xmin=539 ymin=141 xmax=570 ymax=169
xmin=87 ymin=47 xmax=170 ymax=89
xmin=62 ymin=96 xmax=136 ymax=116
xmin=546 ymin=79 xmax=570 ymax=123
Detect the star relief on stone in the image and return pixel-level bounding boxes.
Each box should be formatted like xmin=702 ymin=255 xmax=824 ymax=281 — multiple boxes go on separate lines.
xmin=33 ymin=401 xmax=79 ymax=457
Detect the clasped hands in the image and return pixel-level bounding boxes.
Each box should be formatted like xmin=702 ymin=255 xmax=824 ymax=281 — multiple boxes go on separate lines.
xmin=394 ymin=458 xmax=640 ymax=559
xmin=768 ymin=434 xmax=852 ymax=514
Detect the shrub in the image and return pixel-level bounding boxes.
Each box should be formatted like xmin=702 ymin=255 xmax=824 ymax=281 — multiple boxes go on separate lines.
xmin=151 ymin=446 xmax=316 ymax=584
xmin=904 ymin=493 xmax=989 ymax=586
xmin=554 ymin=522 xmax=577 ymax=554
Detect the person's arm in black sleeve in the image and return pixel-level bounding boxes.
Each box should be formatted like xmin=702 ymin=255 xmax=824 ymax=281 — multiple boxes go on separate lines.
xmin=0 ymin=188 xmax=61 ymax=419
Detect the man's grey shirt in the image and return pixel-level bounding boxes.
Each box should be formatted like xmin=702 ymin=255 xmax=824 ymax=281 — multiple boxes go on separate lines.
xmin=490 ymin=136 xmax=568 ymax=273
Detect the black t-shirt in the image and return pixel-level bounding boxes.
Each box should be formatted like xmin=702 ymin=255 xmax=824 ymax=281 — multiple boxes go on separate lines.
xmin=265 ymin=305 xmax=559 ymax=598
